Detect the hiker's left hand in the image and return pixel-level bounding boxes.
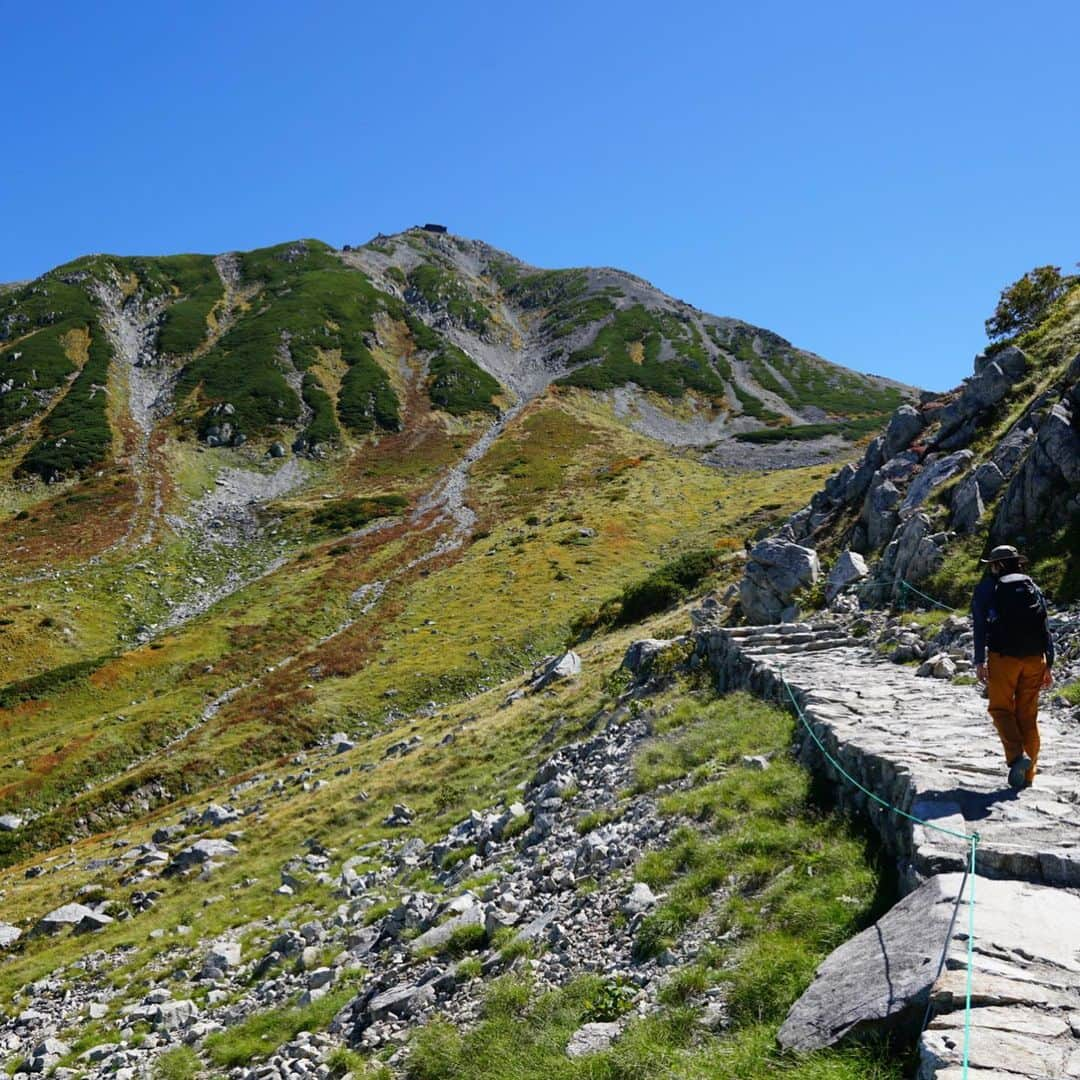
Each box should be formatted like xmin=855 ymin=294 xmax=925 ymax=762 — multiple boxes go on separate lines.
xmin=1042 ymin=668 xmax=1055 ymax=689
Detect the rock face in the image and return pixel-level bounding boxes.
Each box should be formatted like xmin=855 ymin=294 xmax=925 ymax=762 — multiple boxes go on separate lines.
xmin=993 ymin=400 xmax=1080 ymax=544
xmin=781 ymin=872 xmax=1080 ymax=1072
xmin=740 ymin=539 xmax=820 ymax=624
xmin=738 ymin=331 xmax=1078 ymax=609
xmin=779 ymin=874 xmax=958 ymax=1050
xmin=825 ymin=550 xmax=867 ymax=602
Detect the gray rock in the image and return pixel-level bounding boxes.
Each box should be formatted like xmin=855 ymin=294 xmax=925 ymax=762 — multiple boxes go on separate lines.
xmin=268 ymin=441 xmax=287 ymax=458
xmin=993 ymin=401 xmax=1080 ymax=544
xmin=200 ymin=804 xmax=238 ymax=826
xmin=622 ymin=638 xmax=676 ymax=674
xmin=779 ymin=875 xmax=960 ymax=1050
xmin=382 ymin=803 xmax=414 ymax=827
xmin=620 ymin=882 xmax=658 ymax=916
xmin=165 ymin=838 xmax=239 ymax=875
xmin=410 ymin=902 xmax=485 ymax=954
xmin=882 ymin=405 xmax=926 ymax=459
xmin=825 ymin=550 xmax=868 ymax=602
xmin=899 ymin=451 xmax=973 ymax=518
xmin=950 ymin=461 xmax=1005 ymax=534
xmin=879 ymin=513 xmax=948 ymax=587
xmin=740 ymin=539 xmax=820 ymax=624
xmin=155 ymin=999 xmax=200 ymax=1031
xmin=31 ymin=903 xmax=103 ymax=937
xmin=0 ymin=813 xmax=23 ymax=831
xmin=202 ymin=942 xmax=241 ymax=973
xmin=566 ymin=1021 xmax=622 ymax=1058
xmin=863 ymin=478 xmax=902 ymax=552
xmin=916 ymin=654 xmax=956 ymax=680
xmin=530 ymin=651 xmax=582 ymax=691
xmin=0 ymin=922 xmax=22 ymax=948
xmin=366 ymin=982 xmax=435 ymax=1023
xmin=74 ymin=910 xmax=114 ymax=934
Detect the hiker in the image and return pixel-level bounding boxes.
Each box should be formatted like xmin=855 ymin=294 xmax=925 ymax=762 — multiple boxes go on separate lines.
xmin=972 ymin=544 xmax=1054 ymax=788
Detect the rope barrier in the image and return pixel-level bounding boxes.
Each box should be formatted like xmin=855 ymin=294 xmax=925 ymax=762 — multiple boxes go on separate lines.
xmin=776 ymin=671 xmax=979 ymax=1076
xmin=837 ymin=576 xmax=960 ymax=613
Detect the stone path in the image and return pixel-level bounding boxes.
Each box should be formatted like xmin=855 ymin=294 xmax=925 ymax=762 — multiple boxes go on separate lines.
xmin=696 ymin=619 xmax=1080 ymax=1078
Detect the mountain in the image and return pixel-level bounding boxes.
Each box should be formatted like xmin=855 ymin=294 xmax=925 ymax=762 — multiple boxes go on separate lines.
xmin=0 ymin=229 xmax=921 ymax=1078
xmin=736 ymin=266 xmax=1080 ymax=621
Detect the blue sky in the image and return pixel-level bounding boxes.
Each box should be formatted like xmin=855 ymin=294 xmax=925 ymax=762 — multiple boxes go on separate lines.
xmin=3 ymin=0 xmax=1078 ymax=390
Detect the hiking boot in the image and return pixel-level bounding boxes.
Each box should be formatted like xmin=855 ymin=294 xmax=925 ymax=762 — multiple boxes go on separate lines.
xmin=1008 ymin=755 xmax=1032 ymax=790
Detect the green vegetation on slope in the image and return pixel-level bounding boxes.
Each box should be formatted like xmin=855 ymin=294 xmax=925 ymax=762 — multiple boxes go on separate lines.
xmin=0 ymin=274 xmax=103 ymax=431
xmin=558 ymin=306 xmax=727 ymax=400
xmin=486 ymin=260 xmax=617 ymax=337
xmin=428 ymin=345 xmax=501 ymax=415
xmin=19 ymin=324 xmax=114 ymax=479
xmin=175 ymin=240 xmax=402 ymax=439
xmin=153 ymin=254 xmax=224 ymax=356
xmin=407 ymin=689 xmax=898 ymax=1080
xmin=407 ymin=263 xmax=490 ymax=332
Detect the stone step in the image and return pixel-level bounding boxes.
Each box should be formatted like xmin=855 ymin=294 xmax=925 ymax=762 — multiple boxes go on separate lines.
xmin=742 ymin=638 xmax=863 ymax=656
xmin=724 ymin=623 xmax=843 ymax=640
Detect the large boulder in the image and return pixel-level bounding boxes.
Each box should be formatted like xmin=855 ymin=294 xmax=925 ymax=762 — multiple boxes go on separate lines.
xmin=530 ymin=651 xmax=581 ymax=692
xmin=879 ymin=512 xmax=948 ymax=586
xmin=779 ymin=874 xmax=960 ymax=1051
xmin=740 ymin=539 xmax=820 ymax=624
xmin=882 ymin=404 xmax=926 ymax=459
xmin=863 ymin=478 xmax=902 ymax=552
xmin=825 ymin=550 xmax=868 ymax=602
xmin=0 ymin=923 xmax=21 ymax=948
xmin=31 ymin=903 xmax=111 ymax=937
xmin=164 ymin=838 xmax=239 ymax=876
xmin=950 ymin=461 xmax=1006 ymax=534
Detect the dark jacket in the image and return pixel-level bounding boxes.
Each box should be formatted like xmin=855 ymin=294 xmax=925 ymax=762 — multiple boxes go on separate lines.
xmin=971 ymin=573 xmax=1054 ymax=667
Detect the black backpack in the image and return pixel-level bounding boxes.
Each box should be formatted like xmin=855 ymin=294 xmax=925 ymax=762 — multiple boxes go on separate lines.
xmin=990 ymin=575 xmax=1047 ymax=658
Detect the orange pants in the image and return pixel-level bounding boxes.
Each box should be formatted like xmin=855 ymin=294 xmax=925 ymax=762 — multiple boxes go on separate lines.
xmin=987 ymin=652 xmax=1045 ymax=784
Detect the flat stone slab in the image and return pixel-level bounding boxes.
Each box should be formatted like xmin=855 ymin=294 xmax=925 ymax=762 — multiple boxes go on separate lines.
xmin=781 ymin=872 xmax=1080 ymax=1074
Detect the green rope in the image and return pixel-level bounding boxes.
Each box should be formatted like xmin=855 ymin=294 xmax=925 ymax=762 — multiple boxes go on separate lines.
xmin=778 ymin=675 xmax=971 ymax=842
xmin=776 ymin=671 xmax=978 ymax=1075
xmin=962 ymin=835 xmax=978 ymax=1075
xmin=899 ymin=579 xmax=959 ymax=612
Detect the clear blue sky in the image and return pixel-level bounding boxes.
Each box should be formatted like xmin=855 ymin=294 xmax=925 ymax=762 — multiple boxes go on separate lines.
xmin=4 ymin=1 xmax=1078 ymax=390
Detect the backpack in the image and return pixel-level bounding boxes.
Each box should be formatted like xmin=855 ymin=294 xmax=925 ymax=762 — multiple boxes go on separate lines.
xmin=989 ymin=574 xmax=1047 ymax=657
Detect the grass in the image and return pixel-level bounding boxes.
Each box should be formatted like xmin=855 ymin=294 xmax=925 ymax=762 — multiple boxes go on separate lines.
xmin=570 ymin=548 xmax=721 ymax=640
xmin=405 ymin=688 xmax=901 ymax=1080
xmin=152 ymin=1046 xmax=201 ymax=1080
xmin=1058 ymin=681 xmax=1080 ymax=707
xmin=204 ymin=985 xmax=355 ymax=1067
xmin=311 ymin=494 xmax=409 ymax=532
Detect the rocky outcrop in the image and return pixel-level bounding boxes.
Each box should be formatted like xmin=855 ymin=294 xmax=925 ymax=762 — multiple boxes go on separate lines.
xmin=992 ymin=399 xmax=1080 ymax=545
xmin=740 ymin=539 xmax=820 ymax=624
xmin=738 ymin=326 xmax=1078 ymax=604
